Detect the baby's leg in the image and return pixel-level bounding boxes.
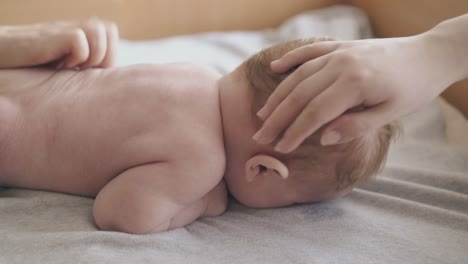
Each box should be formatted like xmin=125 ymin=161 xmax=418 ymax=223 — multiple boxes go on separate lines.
xmin=203 ymin=179 xmax=228 ymax=217
xmin=168 ymin=180 xmax=228 ymax=230
xmin=93 ymin=163 xmax=184 ymax=234
xmin=93 ymin=163 xmax=226 ymax=234
xmin=166 ymin=197 xmax=208 ymax=230
xmin=0 ymin=97 xmax=20 ymax=185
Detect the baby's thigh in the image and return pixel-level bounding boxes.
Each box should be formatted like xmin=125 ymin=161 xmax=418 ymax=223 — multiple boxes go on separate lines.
xmin=168 ymin=180 xmax=228 ymax=230
xmin=93 ymin=163 xmax=185 ymax=234
xmin=0 ymin=97 xmax=22 ymax=185
xmin=167 ymin=198 xmax=207 ymax=230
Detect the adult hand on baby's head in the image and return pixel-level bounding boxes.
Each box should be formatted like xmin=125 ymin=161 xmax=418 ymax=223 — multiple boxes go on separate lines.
xmin=0 ymin=18 xmax=118 ymax=69
xmin=253 ymin=33 xmax=462 ymax=153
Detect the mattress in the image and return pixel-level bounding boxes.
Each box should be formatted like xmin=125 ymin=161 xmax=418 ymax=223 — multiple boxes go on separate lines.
xmin=1 ymin=5 xmax=467 ymax=264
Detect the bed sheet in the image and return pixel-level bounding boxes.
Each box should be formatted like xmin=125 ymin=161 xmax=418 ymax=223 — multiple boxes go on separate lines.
xmin=1 ymin=5 xmax=467 ymax=264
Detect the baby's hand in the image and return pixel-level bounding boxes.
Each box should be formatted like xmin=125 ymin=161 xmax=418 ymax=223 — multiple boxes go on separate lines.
xmin=0 ymin=18 xmax=118 ymax=69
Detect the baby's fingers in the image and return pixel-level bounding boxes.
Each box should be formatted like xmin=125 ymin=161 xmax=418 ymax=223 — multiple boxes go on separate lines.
xmin=270 ymin=41 xmax=339 ymax=73
xmin=273 ymin=81 xmax=361 ymax=153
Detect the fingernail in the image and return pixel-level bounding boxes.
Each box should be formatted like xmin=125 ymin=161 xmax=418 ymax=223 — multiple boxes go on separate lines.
xmin=256 ymin=107 xmax=268 ymax=120
xmin=253 ymin=129 xmax=272 ymax=144
xmin=321 ymin=130 xmax=341 ymax=146
xmin=270 ymin=60 xmax=281 ymax=70
xmin=252 ymin=130 xmax=263 ymax=142
xmin=274 ymin=140 xmax=290 ymax=153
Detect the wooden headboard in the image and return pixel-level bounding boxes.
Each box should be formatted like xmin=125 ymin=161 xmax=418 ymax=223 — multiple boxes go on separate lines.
xmin=0 ymin=0 xmax=339 ymax=40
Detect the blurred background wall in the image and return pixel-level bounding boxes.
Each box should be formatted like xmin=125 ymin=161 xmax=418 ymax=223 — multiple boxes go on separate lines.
xmin=0 ymin=0 xmax=337 ymax=40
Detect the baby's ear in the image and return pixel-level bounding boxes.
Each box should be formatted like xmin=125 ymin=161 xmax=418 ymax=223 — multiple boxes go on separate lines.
xmin=244 ymin=155 xmax=289 ymax=183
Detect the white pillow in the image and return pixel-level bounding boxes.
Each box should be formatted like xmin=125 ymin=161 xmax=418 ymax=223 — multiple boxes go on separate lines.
xmin=117 ymin=5 xmax=372 ymax=74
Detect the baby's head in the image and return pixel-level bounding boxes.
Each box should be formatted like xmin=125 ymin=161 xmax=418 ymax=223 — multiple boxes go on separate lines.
xmin=218 ymin=38 xmax=398 ymax=208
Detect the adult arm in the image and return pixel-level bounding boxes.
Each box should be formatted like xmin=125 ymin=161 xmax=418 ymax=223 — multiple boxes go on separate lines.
xmin=347 ymin=0 xmax=468 ymax=116
xmin=0 ymin=18 xmax=118 ymax=69
xmin=253 ymin=14 xmax=468 ymax=152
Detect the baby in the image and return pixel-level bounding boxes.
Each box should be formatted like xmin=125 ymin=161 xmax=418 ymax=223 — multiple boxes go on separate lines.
xmin=0 ymin=21 xmax=396 ymax=234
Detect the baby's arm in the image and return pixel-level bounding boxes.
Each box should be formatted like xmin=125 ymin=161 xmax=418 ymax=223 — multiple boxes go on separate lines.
xmin=93 ymin=163 xmax=227 ymax=234
xmin=0 ymin=18 xmax=118 ymax=69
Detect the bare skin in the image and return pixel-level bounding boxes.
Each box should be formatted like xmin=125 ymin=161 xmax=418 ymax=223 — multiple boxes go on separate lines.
xmin=0 ymin=19 xmax=118 ymax=69
xmin=347 ymin=0 xmax=468 ymax=117
xmin=251 ymin=1 xmax=468 ymax=153
xmin=0 ymin=19 xmax=321 ymax=234
xmin=0 ymin=19 xmax=228 ymax=234
xmin=0 ymin=64 xmax=227 ymax=234
xmin=1 ymin=36 xmax=350 ymax=233
xmin=4 ymin=11 xmax=436 ymax=233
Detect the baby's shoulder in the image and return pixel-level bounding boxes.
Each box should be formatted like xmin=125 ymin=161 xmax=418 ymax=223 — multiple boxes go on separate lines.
xmin=111 ymin=63 xmax=220 ymax=82
xmin=164 ymin=63 xmax=221 ymax=80
xmin=105 ymin=63 xmax=221 ymax=99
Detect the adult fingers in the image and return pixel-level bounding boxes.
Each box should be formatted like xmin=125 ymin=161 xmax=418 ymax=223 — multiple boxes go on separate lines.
xmin=320 ymin=103 xmax=396 ymax=145
xmin=61 ymin=28 xmax=90 ymax=69
xmin=257 ymin=56 xmax=328 ymax=120
xmin=78 ymin=18 xmax=108 ymax=68
xmin=273 ymin=80 xmax=362 ymax=153
xmin=253 ymin=69 xmax=335 ymax=145
xmin=270 ymin=41 xmax=340 ymax=73
xmin=99 ymin=21 xmax=119 ymax=68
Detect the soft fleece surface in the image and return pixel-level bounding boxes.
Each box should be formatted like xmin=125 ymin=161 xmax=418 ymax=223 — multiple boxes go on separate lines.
xmin=1 ymin=6 xmax=467 ymax=263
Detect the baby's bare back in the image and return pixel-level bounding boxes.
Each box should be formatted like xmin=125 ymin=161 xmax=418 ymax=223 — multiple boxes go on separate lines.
xmin=0 ymin=64 xmax=225 ymax=199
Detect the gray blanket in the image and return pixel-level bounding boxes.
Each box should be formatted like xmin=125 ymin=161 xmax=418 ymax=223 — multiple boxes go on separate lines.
xmin=1 ymin=6 xmax=467 ymax=264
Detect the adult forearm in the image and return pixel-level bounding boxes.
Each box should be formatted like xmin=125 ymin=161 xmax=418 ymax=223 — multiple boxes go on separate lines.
xmin=347 ymin=0 xmax=468 ymax=117
xmin=428 ymin=14 xmax=468 ymax=83
xmin=0 ymin=27 xmax=20 ymax=68
xmin=347 ymin=0 xmax=468 ymax=38
xmin=423 ymin=15 xmax=468 ymax=117
xmin=434 ymin=14 xmax=468 ymax=117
